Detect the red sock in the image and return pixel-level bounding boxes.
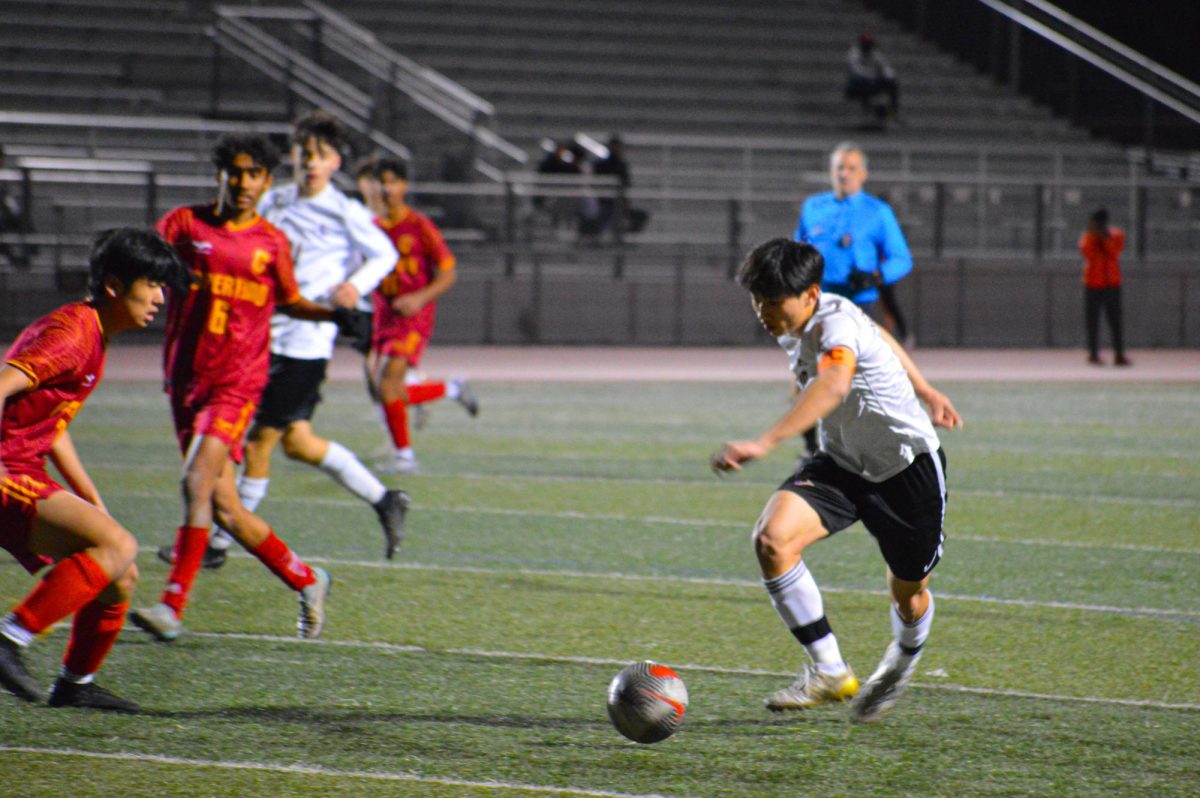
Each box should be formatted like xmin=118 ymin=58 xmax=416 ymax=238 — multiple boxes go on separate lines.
xmin=250 ymin=531 xmax=315 ymax=592
xmin=63 ymin=600 xmax=128 ymax=677
xmin=407 ymin=382 xmax=446 ymax=405
xmin=161 ymin=526 xmax=209 ymax=617
xmin=384 ymin=399 xmax=410 ymax=448
xmin=12 ymin=552 xmax=110 ymax=634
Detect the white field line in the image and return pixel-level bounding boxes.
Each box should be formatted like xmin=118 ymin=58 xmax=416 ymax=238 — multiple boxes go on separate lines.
xmin=119 ymin=490 xmax=1199 ymax=557
xmin=136 ymin=548 xmax=1200 ymax=621
xmin=105 ymin=463 xmax=1200 ymax=510
xmin=0 ymin=746 xmax=680 ymax=798
xmin=180 ymin=631 xmax=1200 ymax=713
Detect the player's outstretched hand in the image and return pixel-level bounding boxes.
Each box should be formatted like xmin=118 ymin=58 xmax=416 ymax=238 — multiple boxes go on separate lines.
xmin=330 ymin=281 xmax=362 ymax=309
xmin=711 ymin=440 xmax=769 ymax=475
xmin=391 ymin=294 xmax=425 ymax=318
xmin=923 ymin=389 xmax=963 ymax=429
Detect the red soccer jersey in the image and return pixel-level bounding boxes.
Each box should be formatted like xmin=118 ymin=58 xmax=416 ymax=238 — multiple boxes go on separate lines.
xmin=158 ymin=205 xmax=301 ymax=401
xmin=374 ymin=207 xmax=455 ymax=303
xmin=1 ymin=302 xmax=107 ymax=474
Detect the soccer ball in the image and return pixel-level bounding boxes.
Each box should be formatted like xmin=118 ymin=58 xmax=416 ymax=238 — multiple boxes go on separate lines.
xmin=606 ymin=661 xmax=688 ymax=744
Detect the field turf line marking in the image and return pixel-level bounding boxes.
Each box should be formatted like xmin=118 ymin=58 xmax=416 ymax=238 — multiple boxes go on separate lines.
xmin=184 ymin=632 xmax=1200 ymax=712
xmin=137 ymin=548 xmax=1197 ymax=621
xmin=117 ymin=490 xmax=1198 ymax=556
xmin=108 ymin=470 xmax=1200 ymax=510
xmin=0 ymin=746 xmax=683 ymax=798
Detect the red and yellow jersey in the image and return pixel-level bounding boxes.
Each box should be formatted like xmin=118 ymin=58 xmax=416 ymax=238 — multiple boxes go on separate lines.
xmin=1 ymin=302 xmax=107 ymax=473
xmin=158 ymin=205 xmax=301 ymax=400
xmin=373 ymin=206 xmax=455 ymax=300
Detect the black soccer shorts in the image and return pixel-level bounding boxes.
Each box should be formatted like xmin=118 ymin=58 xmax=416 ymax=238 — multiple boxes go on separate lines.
xmin=253 ymin=354 xmax=329 ymax=428
xmin=779 ymin=449 xmax=948 ymax=582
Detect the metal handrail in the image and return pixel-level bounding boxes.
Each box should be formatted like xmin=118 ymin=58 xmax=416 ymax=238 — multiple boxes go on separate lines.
xmin=299 ymin=0 xmax=527 ymax=167
xmin=211 ymin=6 xmax=411 ymax=160
xmin=978 ymin=0 xmax=1200 ymax=126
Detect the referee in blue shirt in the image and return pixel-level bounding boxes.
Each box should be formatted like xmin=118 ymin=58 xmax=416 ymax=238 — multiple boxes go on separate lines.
xmin=793 ymin=142 xmax=911 ymax=337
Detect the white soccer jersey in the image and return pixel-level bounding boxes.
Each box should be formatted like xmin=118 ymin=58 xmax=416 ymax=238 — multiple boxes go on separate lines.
xmin=258 ymin=183 xmax=398 ymax=360
xmin=779 ymin=293 xmax=940 ymax=482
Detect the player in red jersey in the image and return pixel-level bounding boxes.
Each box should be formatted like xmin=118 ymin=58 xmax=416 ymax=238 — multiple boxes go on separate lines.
xmin=0 ymin=228 xmax=187 ymax=712
xmin=130 ymin=134 xmax=348 ymax=643
xmin=370 ymin=157 xmax=478 ymax=474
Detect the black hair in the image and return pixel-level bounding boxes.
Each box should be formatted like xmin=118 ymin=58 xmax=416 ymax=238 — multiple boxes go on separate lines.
xmin=1090 ymin=207 xmax=1109 ymax=227
xmin=212 ymin=132 xmax=281 ymax=173
xmin=736 ymin=238 xmax=824 ymax=299
xmin=87 ymin=227 xmax=189 ymax=299
xmin=352 ymin=154 xmax=379 ymax=179
xmin=291 ymin=109 xmax=346 ymax=154
xmin=373 ymin=156 xmax=408 ymax=181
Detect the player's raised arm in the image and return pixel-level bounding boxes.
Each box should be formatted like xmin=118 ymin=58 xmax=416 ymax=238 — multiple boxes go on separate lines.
xmin=876 ymin=326 xmax=962 ymax=429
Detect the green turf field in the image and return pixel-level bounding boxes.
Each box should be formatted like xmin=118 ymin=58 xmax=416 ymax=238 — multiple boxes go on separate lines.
xmin=1 ymin=378 xmax=1197 ymax=797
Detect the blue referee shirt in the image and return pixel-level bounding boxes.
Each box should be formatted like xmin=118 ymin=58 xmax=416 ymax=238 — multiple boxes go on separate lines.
xmin=793 ymin=190 xmax=912 ymax=305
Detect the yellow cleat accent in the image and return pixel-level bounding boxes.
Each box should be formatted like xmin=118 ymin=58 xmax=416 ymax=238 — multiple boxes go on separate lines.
xmin=765 ymin=665 xmax=859 ymax=711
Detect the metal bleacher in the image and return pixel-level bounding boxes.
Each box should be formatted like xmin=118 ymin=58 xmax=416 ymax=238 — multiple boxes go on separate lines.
xmin=1 ymin=0 xmax=1197 ymax=345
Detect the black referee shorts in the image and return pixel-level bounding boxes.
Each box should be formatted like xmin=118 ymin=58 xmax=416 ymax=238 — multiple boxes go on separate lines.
xmin=253 ymin=354 xmax=328 ymax=429
xmin=779 ymin=449 xmax=948 ymax=582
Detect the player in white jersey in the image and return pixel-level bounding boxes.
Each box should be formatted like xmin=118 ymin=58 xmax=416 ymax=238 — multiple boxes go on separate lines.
xmin=712 ymin=238 xmax=962 ymax=723
xmin=180 ymin=112 xmax=410 ymax=565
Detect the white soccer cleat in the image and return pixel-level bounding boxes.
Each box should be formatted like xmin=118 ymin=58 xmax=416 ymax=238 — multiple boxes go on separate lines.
xmin=452 ymin=378 xmax=479 ymax=417
xmin=297 ymin=567 xmax=330 ymax=639
xmin=130 ymin=603 xmax=182 ymax=643
xmin=382 ymin=448 xmax=419 ymax=474
xmin=851 ymin=642 xmax=920 ymax=723
xmin=765 ymin=664 xmax=859 ymax=711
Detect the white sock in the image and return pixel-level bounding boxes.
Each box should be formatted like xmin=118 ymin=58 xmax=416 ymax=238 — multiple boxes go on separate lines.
xmin=892 ymin=591 xmax=935 ymax=662
xmin=0 ymin=614 xmax=34 ymax=648
xmin=396 ymin=446 xmax=415 ymax=459
xmin=209 ymin=476 xmax=270 ymax=549
xmin=763 ymin=561 xmax=845 ymax=673
xmin=446 ymin=379 xmax=462 ymax=400
xmin=59 ymin=667 xmax=94 ymax=685
xmin=239 ymin=476 xmax=270 ymax=514
xmin=320 ymin=441 xmax=386 ymax=505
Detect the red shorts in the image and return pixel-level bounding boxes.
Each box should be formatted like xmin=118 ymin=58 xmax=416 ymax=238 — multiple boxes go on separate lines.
xmin=170 ymin=388 xmax=258 ymax=464
xmin=372 ymin=304 xmax=436 ymax=367
xmin=0 ymin=469 xmax=62 ymax=574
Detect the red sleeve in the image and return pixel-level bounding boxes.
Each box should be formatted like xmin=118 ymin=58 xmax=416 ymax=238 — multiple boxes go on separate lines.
xmin=1109 ymin=228 xmax=1126 ymax=255
xmin=5 ymin=309 xmax=92 ymax=390
xmin=156 ymin=206 xmax=191 ymax=246
xmin=419 ymin=215 xmax=455 ymax=271
xmin=269 ymin=228 xmax=302 ymax=306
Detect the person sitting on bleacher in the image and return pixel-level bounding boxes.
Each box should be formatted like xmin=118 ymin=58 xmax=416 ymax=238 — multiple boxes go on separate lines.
xmin=845 ymin=33 xmax=900 ymax=126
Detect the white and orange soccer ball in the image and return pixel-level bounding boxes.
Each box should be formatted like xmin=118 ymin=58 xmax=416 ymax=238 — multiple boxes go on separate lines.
xmin=606 ymin=661 xmax=688 ymax=744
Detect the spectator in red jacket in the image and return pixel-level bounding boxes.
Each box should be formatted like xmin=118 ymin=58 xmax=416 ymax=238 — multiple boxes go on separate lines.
xmin=1079 ymin=208 xmax=1130 ymax=366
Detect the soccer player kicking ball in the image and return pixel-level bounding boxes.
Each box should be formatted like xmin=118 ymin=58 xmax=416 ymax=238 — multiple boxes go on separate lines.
xmin=132 ymin=133 xmax=351 ymax=643
xmin=0 ymin=228 xmax=187 ymax=712
xmin=712 ymin=238 xmax=962 ymax=723
xmin=370 ymin=157 xmax=478 ymax=474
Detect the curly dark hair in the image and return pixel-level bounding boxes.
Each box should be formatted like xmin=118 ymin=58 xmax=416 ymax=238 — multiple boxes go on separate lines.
xmin=211 ymin=133 xmax=281 ymax=173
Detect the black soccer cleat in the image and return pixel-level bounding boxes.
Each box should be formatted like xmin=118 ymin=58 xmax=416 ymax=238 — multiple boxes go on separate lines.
xmin=155 ymin=543 xmax=227 ymax=570
xmin=373 ymin=488 xmax=411 ymax=559
xmin=48 ymin=678 xmax=140 ymax=714
xmin=0 ymin=635 xmax=45 ymax=703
